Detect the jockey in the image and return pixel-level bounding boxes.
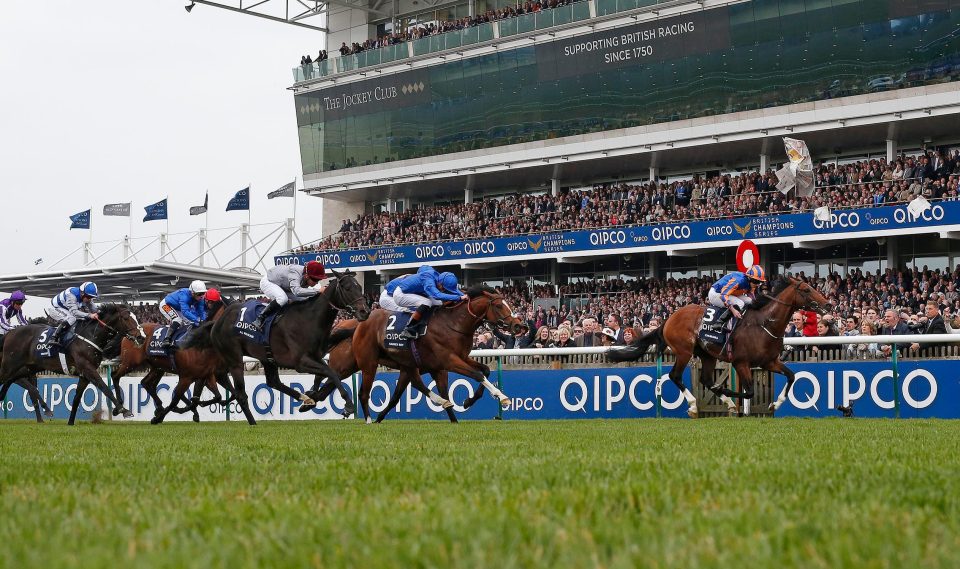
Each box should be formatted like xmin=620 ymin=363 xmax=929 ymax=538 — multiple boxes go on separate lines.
xmin=707 ymin=265 xmax=767 ymax=330
xmin=203 ymin=288 xmax=222 ymax=320
xmin=382 ymin=265 xmax=466 ymax=339
xmin=46 ymin=281 xmax=100 ymax=348
xmin=254 ymin=261 xmax=327 ymax=331
xmin=159 ymin=280 xmax=208 ymax=348
xmin=0 ymin=290 xmax=28 ymax=349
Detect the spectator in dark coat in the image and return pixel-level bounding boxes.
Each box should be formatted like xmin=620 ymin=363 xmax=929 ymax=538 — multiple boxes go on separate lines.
xmin=880 ymin=309 xmax=911 ymax=357
xmin=909 ymin=301 xmax=948 ymax=355
xmin=492 ymin=319 xmax=536 ymax=349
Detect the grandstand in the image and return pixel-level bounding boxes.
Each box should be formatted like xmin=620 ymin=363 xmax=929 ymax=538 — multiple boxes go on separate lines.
xmin=279 ymin=0 xmax=960 ymax=339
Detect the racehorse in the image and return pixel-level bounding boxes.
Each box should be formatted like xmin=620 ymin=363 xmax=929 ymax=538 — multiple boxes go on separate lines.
xmin=110 ymin=298 xmax=234 ymax=423
xmin=608 ymin=277 xmax=829 ymax=417
xmin=200 ymin=270 xmax=370 ymax=425
xmin=0 ymin=305 xmax=146 ymax=425
xmin=308 ymin=284 xmax=525 ymax=423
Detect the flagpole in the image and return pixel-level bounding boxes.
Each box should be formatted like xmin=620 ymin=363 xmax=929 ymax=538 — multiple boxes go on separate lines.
xmin=166 ymin=195 xmax=170 ymax=236
xmin=89 ymin=204 xmax=93 ymax=245
xmin=293 ymin=177 xmax=298 ymax=221
xmin=248 ymin=184 xmax=252 ymax=228
xmin=128 ymin=202 xmax=133 ymax=240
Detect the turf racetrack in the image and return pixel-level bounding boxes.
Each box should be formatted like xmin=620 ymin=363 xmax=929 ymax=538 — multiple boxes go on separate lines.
xmin=1 ymin=419 xmax=957 ymax=568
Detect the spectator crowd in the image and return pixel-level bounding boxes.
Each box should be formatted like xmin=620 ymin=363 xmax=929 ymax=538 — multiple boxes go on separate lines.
xmin=294 ymin=149 xmax=960 ymax=254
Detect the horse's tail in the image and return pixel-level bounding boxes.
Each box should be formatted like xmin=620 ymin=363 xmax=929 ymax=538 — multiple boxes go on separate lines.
xmin=607 ymin=326 xmax=665 ymax=362
xmin=181 ymin=322 xmax=216 ymax=351
xmin=328 ymin=325 xmax=357 ymax=346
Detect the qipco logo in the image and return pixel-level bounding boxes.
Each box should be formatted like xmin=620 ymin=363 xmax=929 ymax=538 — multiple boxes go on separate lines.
xmin=589 ymin=230 xmax=627 ymax=246
xmin=894 ymin=204 xmax=945 ymax=224
xmin=415 ymin=245 xmax=445 ymax=259
xmin=813 ymin=211 xmax=861 ymax=229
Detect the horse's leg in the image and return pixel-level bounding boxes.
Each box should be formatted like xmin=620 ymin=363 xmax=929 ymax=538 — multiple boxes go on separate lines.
xmin=293 ymin=355 xmax=356 ymax=417
xmin=22 ymin=376 xmax=54 ymax=418
xmin=151 ymin=377 xmax=191 ymax=425
xmin=262 ymin=361 xmax=320 ymax=410
xmin=226 ymin=364 xmax=256 ymax=425
xmin=766 ymin=359 xmax=796 ymax=412
xmin=358 ymin=363 xmax=376 ymax=424
xmin=445 ymin=355 xmax=509 ymax=408
xmin=16 ymin=378 xmax=45 ymax=423
xmin=67 ymin=378 xmax=89 ymax=426
xmin=699 ymin=357 xmax=737 ymax=416
xmin=432 ymin=371 xmax=457 ymax=423
xmin=460 ymin=357 xmax=493 ymax=409
xmin=660 ymin=348 xmax=698 ymax=419
xmin=77 ymin=365 xmax=131 ymax=418
xmin=376 ymin=370 xmax=412 ymax=423
xmin=213 ymin=372 xmax=235 ymax=405
xmin=140 ymin=369 xmax=166 ymax=418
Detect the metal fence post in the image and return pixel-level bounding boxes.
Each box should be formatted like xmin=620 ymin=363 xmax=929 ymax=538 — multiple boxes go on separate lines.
xmin=496 ymin=356 xmax=504 ymax=420
xmin=354 ymin=372 xmax=361 ymax=421
xmin=655 ymin=353 xmax=662 ymax=418
xmin=105 ymin=365 xmax=114 ymax=419
xmin=891 ymin=347 xmax=901 ymax=419
xmin=225 ymin=379 xmax=231 ymax=421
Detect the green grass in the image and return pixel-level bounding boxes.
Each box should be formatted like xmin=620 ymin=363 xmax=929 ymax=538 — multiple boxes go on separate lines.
xmin=1 ymin=419 xmax=958 ymax=569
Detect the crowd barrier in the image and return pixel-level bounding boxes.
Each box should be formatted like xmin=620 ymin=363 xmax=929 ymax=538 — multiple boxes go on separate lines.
xmin=2 ymin=335 xmax=958 ymax=421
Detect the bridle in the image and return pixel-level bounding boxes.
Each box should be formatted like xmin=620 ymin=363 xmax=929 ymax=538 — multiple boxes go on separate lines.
xmin=464 ymin=292 xmax=515 ymax=330
xmin=85 ymin=309 xmax=144 ymax=348
xmin=325 ymin=276 xmax=366 ymax=317
xmin=762 ymin=280 xmax=825 ymax=313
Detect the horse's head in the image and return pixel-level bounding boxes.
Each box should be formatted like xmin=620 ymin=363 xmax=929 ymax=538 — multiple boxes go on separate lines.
xmin=329 ymin=269 xmax=371 ymax=321
xmin=787 ymin=277 xmax=831 ymax=314
xmin=466 ymin=286 xmax=524 ymax=335
xmin=101 ymin=305 xmax=147 ymax=346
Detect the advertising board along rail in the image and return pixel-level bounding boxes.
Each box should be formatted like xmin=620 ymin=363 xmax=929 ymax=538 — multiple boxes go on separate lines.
xmin=3 ymin=335 xmax=958 ymax=421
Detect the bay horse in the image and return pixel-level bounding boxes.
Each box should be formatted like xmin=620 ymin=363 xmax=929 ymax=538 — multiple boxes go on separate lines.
xmin=198 ymin=270 xmax=370 ymax=425
xmin=308 ymin=284 xmax=525 ymax=423
xmin=110 ymin=298 xmax=234 ymax=423
xmin=0 ymin=305 xmax=146 ymax=425
xmin=608 ymin=277 xmax=829 ymax=417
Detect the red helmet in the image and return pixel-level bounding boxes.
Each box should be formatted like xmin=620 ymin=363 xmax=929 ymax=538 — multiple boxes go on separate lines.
xmin=204 ymin=288 xmax=221 ymax=302
xmin=305 ymin=261 xmax=326 ymax=281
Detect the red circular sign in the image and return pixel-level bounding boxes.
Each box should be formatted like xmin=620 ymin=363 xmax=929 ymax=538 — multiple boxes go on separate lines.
xmin=736 ymin=240 xmax=759 ymax=272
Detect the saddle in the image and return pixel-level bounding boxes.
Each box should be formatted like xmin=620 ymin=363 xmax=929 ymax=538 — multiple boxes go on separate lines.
xmin=383 ymin=311 xmax=420 ymax=350
xmin=147 ymin=324 xmax=193 ymax=357
xmin=35 ymin=326 xmax=76 ymax=359
xmin=698 ymin=306 xmax=739 ymax=354
xmin=233 ymin=299 xmax=280 ymax=345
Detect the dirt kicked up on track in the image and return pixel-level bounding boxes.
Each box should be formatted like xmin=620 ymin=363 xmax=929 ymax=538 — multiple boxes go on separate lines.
xmin=0 ymin=419 xmax=957 ymax=569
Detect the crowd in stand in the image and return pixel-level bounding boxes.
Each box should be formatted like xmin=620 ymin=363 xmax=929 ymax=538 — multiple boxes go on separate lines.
xmin=294 ymin=149 xmax=960 ymax=254
xmin=462 ymin=267 xmax=960 ymax=357
xmin=304 ymin=0 xmax=580 ymax=64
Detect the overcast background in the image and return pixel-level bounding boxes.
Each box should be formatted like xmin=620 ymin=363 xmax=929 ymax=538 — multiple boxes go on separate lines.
xmin=0 ymin=0 xmax=325 ymax=285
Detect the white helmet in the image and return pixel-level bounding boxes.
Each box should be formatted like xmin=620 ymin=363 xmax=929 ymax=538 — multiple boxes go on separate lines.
xmin=189 ymin=280 xmax=207 ymax=295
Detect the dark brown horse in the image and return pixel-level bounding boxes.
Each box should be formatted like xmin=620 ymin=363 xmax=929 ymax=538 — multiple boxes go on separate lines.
xmin=309 ymin=284 xmax=525 ymax=423
xmin=110 ymin=299 xmax=232 ymax=423
xmin=608 ymin=277 xmax=829 ymax=417
xmin=0 ymin=305 xmax=146 ymax=424
xmin=201 ymin=270 xmax=370 ymax=425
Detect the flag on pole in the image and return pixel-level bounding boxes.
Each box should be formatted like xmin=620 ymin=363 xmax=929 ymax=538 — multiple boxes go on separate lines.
xmin=226 ymin=187 xmax=250 ymax=211
xmin=102 ymin=202 xmax=131 ymax=217
xmin=190 ymin=193 xmax=208 ymax=216
xmin=267 ymin=181 xmax=295 ymax=199
xmin=775 ymin=137 xmax=815 ymax=197
xmin=69 ymin=209 xmax=91 ymax=229
xmin=143 ymin=199 xmax=168 ymax=222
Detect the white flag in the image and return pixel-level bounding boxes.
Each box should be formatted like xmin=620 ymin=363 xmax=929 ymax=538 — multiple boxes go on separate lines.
xmin=908 ymin=196 xmax=931 ymax=219
xmin=814 ymin=206 xmax=831 ymax=222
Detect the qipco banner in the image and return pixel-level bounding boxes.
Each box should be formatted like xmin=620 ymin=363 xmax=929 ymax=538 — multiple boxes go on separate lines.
xmin=772 ymin=360 xmax=960 ymax=418
xmin=275 ymin=201 xmax=960 ymax=270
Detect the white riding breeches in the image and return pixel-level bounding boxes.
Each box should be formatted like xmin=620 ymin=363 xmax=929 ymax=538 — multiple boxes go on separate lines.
xmin=260 ymin=276 xmax=291 ymax=306
xmin=707 ymin=289 xmax=751 ymax=311
xmin=391 ymin=288 xmax=441 ymax=312
xmin=45 ymin=306 xmax=78 ymax=326
xmin=378 ymin=289 xmax=403 ymax=312
xmin=158 ymin=301 xmax=184 ymax=325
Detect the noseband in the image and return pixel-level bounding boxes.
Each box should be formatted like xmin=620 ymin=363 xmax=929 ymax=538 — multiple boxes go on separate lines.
xmin=465 ymin=293 xmax=513 ymax=329
xmin=326 ymin=278 xmax=362 ymax=316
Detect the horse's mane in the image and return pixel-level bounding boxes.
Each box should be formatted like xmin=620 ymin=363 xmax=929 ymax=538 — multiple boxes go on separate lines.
xmin=97 ymin=304 xmax=124 ymax=318
xmin=750 ymin=277 xmax=793 ymax=310
xmin=466 ymin=284 xmax=498 ymax=298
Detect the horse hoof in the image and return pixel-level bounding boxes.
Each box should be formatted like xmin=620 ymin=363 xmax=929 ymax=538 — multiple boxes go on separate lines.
xmin=150 ymin=416 xmax=162 ymax=425
xmin=301 ymin=396 xmax=316 ymax=407
xmin=112 ymin=407 xmax=122 ymax=417
xmin=121 ymin=409 xmax=133 ymax=419
xmin=44 ymin=410 xmax=54 ymax=418
xmin=498 ymin=397 xmax=510 ymax=409
xmin=192 ymin=415 xmax=200 ymax=423
xmin=687 ymin=408 xmax=699 ymax=419
xmin=298 ymin=402 xmax=316 ymax=413
xmin=727 ymin=408 xmax=738 ymax=417
xmin=343 ymin=403 xmax=356 ymax=417
xmin=440 ymin=399 xmax=454 ymax=410
xmin=768 ymin=403 xmax=776 ymax=412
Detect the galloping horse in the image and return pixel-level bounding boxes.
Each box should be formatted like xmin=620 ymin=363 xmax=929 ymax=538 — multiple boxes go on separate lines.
xmin=0 ymin=305 xmax=146 ymax=424
xmin=110 ymin=298 xmax=234 ymax=423
xmin=608 ymin=277 xmax=829 ymax=417
xmin=310 ymin=284 xmax=525 ymax=423
xmin=200 ymin=270 xmax=370 ymax=425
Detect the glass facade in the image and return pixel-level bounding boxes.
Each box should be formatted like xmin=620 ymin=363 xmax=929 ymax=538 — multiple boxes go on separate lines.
xmin=297 ymin=0 xmax=960 ymax=174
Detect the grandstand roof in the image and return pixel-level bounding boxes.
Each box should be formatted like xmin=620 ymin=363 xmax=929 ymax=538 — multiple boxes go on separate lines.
xmin=0 ymin=261 xmax=262 ymax=300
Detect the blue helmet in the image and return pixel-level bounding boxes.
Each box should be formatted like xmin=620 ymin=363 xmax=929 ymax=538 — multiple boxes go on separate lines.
xmin=439 ymin=272 xmax=459 ymax=293
xmin=80 ymin=281 xmax=99 ymax=298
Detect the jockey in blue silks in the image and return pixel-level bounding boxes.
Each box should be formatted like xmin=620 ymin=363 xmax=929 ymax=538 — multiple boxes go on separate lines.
xmin=46 ymin=281 xmax=100 ymax=348
xmin=706 ymin=265 xmax=767 ymax=330
xmin=158 ymin=280 xmax=208 ymax=348
xmin=379 ymin=265 xmax=466 ymax=339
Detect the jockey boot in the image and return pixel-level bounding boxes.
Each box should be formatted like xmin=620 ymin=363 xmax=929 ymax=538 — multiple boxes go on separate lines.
xmin=400 ymin=305 xmax=431 ymax=339
xmin=48 ymin=321 xmax=70 ymax=348
xmin=162 ymin=321 xmax=181 ymax=348
xmin=713 ymin=308 xmax=733 ymax=330
xmin=253 ymin=300 xmax=282 ymax=331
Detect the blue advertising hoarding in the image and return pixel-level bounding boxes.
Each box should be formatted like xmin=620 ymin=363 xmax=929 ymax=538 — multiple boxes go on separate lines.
xmin=3 ymin=360 xmax=958 ymax=420
xmin=276 ymin=201 xmax=960 ymax=269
